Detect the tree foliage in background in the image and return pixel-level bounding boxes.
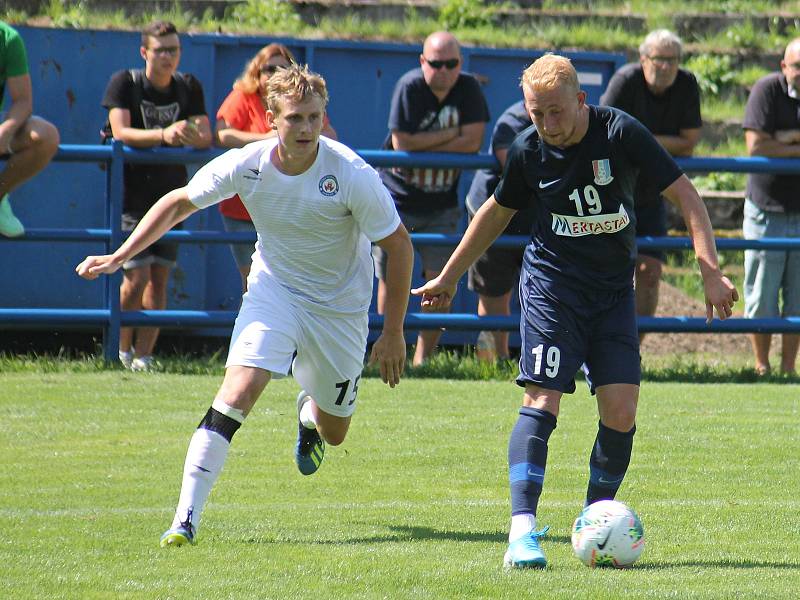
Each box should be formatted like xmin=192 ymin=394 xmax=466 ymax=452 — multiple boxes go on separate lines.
xmin=685 ymin=54 xmax=736 ymax=96
xmin=438 ymin=0 xmax=503 ymax=30
xmin=225 ymin=0 xmax=303 ymax=34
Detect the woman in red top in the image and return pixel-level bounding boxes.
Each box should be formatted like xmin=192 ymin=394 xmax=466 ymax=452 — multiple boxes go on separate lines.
xmin=215 ymin=43 xmax=337 ymax=289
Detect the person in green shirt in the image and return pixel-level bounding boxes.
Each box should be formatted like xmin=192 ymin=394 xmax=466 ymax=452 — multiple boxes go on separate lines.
xmin=0 ymin=21 xmax=60 ymax=237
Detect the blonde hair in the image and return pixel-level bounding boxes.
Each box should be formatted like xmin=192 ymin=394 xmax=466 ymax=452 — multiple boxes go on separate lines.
xmin=233 ymin=43 xmax=296 ymax=95
xmin=520 ymin=54 xmax=579 ymax=94
xmin=264 ymin=64 xmax=329 ymax=115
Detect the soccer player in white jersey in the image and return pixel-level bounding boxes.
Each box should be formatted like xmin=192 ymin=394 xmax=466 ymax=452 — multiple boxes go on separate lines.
xmin=76 ymin=64 xmax=414 ymax=547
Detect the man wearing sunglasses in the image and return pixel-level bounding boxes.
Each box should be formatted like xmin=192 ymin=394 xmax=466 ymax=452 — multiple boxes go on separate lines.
xmin=600 ymin=30 xmax=702 ymax=344
xmin=101 ymin=20 xmax=211 ymax=371
xmin=376 ymin=31 xmax=489 ymax=366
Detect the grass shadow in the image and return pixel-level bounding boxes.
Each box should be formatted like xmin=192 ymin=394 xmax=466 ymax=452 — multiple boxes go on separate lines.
xmin=635 ymin=559 xmax=800 ymax=570
xmin=240 ymin=525 xmax=572 ymax=546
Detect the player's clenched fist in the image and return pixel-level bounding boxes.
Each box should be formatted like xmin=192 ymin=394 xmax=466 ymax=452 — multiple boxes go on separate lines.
xmin=75 ymin=255 xmax=123 ymax=280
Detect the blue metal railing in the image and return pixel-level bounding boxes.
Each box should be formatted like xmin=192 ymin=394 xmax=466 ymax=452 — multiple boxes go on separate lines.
xmin=4 ymin=143 xmax=800 ymax=362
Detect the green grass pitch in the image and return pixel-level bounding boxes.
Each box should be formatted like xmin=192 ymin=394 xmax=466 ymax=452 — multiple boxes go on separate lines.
xmin=1 ymin=372 xmax=798 ymax=599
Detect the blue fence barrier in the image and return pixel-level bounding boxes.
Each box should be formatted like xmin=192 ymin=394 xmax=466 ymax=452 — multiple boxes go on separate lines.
xmin=4 ymin=143 xmax=800 ymax=362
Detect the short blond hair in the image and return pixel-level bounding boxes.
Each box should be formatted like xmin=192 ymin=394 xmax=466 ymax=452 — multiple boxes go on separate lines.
xmin=520 ymin=54 xmax=579 ymax=94
xmin=264 ymin=63 xmax=329 ymax=115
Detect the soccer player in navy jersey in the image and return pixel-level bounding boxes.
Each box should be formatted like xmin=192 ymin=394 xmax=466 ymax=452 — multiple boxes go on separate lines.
xmin=412 ymin=54 xmax=738 ymax=569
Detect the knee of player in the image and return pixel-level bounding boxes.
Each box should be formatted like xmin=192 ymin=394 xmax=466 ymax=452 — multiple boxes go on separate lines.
xmin=321 ymin=429 xmax=347 ymax=446
xmin=603 ymin=408 xmax=637 ymax=432
xmin=214 ymin=388 xmax=258 ymax=413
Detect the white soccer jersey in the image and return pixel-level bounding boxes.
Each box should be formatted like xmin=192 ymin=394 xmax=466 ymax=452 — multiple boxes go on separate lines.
xmin=187 ymin=137 xmax=401 ymax=316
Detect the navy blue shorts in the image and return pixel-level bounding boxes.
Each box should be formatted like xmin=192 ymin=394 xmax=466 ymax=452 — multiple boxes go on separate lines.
xmin=517 ymin=271 xmax=640 ymax=394
xmin=635 ymin=198 xmax=667 ymax=262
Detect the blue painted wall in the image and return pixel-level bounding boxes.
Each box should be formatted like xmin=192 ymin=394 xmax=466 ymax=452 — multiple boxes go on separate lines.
xmin=3 ymin=26 xmax=624 ymax=341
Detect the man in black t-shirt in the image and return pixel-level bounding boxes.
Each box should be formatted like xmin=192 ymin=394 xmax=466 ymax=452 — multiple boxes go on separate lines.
xmin=414 ymin=54 xmax=737 ymax=569
xmin=101 ymin=20 xmax=211 ymax=371
xmin=375 ymin=31 xmax=489 ymax=366
xmin=742 ymin=38 xmax=800 ymax=375
xmin=601 ymin=29 xmax=702 ymax=341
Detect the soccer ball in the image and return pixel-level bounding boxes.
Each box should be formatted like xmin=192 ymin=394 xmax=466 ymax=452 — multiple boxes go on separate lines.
xmin=571 ymin=500 xmax=645 ymax=568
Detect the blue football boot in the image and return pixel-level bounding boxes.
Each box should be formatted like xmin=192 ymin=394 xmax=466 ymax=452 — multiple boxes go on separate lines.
xmin=160 ymin=521 xmax=195 ymax=547
xmin=295 ymin=390 xmax=325 ymax=475
xmin=503 ymin=526 xmax=550 ymax=569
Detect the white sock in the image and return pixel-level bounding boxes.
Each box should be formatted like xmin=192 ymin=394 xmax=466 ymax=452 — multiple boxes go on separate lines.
xmin=118 ymin=350 xmax=133 ymax=366
xmin=299 ymin=398 xmax=317 ymax=430
xmin=212 ymin=398 xmax=245 ymax=422
xmin=171 ymin=428 xmax=232 ymax=531
xmin=509 ymin=513 xmax=537 ymax=542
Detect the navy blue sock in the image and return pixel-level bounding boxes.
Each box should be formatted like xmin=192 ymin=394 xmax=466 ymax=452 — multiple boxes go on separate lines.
xmin=508 ymin=406 xmax=557 ymax=516
xmin=586 ymin=420 xmax=636 ymax=505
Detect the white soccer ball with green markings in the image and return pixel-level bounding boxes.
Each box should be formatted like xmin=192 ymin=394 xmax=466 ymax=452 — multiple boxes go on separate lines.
xmin=571 ymin=500 xmax=645 ymax=568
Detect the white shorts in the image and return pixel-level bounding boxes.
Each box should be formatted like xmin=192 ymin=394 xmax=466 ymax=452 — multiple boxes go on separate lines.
xmin=226 ymin=282 xmax=368 ymax=418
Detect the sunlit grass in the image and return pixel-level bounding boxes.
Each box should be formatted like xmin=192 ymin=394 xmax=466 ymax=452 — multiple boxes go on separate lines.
xmin=1 ymin=373 xmax=798 ymax=599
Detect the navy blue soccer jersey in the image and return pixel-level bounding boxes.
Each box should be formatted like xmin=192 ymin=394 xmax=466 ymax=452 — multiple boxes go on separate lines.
xmin=493 ymin=105 xmax=683 ymax=290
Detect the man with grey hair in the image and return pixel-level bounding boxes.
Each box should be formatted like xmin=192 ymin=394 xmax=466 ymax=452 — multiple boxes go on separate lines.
xmin=601 ymin=29 xmax=702 ymax=341
xmin=377 ymin=31 xmax=489 ymax=365
xmin=742 ymin=37 xmax=800 ymax=375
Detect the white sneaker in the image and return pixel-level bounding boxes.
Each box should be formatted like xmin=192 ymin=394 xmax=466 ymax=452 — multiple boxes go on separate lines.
xmin=0 ymin=195 xmax=24 ymax=238
xmin=131 ymin=355 xmax=155 ymax=372
xmin=119 ymin=350 xmax=133 ymax=369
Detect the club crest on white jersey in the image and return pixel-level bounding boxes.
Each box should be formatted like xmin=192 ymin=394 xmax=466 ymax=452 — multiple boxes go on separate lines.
xmin=319 ymin=174 xmax=339 ymax=196
xmin=551 ymin=204 xmax=630 ymax=237
xmin=592 ymin=159 xmax=614 ymax=186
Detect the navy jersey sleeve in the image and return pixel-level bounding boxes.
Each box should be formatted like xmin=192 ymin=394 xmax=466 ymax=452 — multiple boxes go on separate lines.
xmin=182 ymin=73 xmax=208 ymax=118
xmin=619 ymin=112 xmax=683 ymax=192
xmin=493 ymin=136 xmax=531 ymax=210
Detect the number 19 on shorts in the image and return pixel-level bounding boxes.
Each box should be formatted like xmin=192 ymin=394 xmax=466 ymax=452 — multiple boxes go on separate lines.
xmin=531 ymin=344 xmax=560 ymax=378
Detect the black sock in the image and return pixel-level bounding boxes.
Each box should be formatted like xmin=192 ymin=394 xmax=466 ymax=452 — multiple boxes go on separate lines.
xmin=586 ymin=420 xmax=636 ymax=505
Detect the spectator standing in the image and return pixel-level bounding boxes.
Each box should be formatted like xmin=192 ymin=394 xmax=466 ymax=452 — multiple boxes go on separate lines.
xmin=466 ymin=99 xmax=532 ymax=361
xmin=0 ymin=20 xmax=60 ymax=237
xmin=376 ymin=31 xmax=489 ymax=365
xmin=101 ymin=21 xmax=211 ymax=370
xmin=600 ymin=29 xmax=702 ymax=341
xmin=215 ymin=43 xmax=337 ymax=290
xmin=742 ymin=37 xmax=800 ymax=375
xmin=77 ymin=65 xmax=413 ymax=548
xmin=413 ymin=55 xmax=737 ymax=568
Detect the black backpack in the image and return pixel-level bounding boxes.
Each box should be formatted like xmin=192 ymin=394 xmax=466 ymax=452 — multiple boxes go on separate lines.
xmin=100 ymin=68 xmax=191 ymax=143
